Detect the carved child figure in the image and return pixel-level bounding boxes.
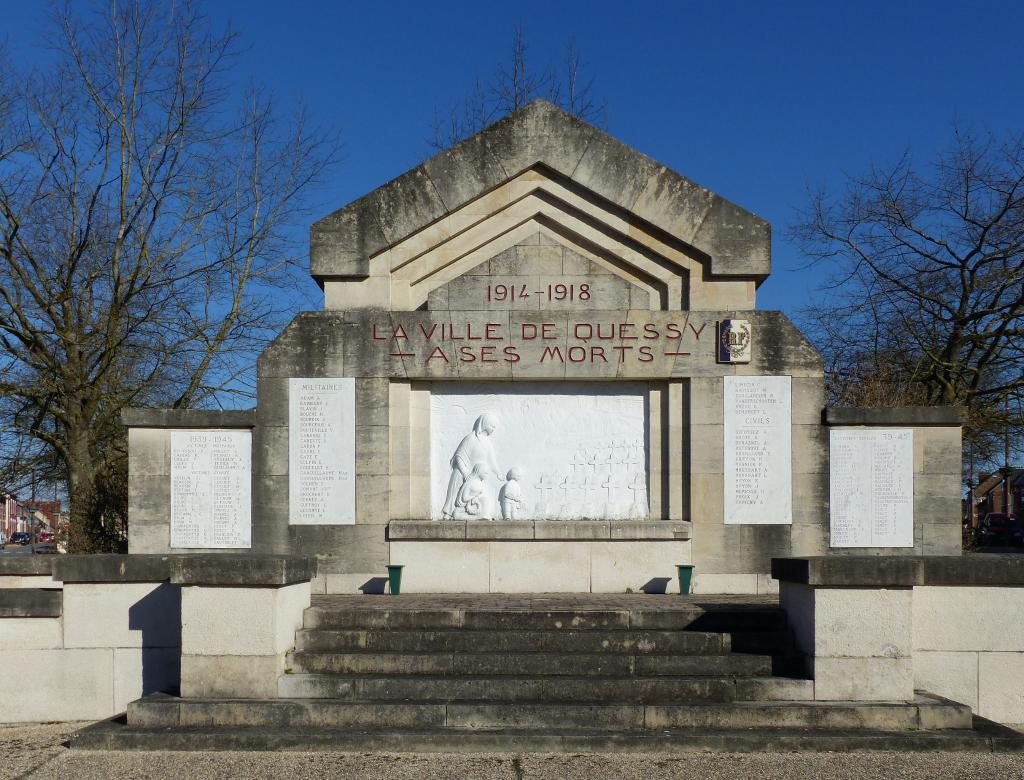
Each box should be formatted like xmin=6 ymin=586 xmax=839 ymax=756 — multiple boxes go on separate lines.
xmin=499 ymin=467 xmax=524 ymax=520
xmin=456 ymin=463 xmax=495 ymax=520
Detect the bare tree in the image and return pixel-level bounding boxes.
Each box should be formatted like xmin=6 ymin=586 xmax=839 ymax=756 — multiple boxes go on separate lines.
xmin=429 ymin=28 xmax=605 ymax=152
xmin=793 ymin=128 xmax=1024 ymax=469
xmin=549 ymin=40 xmax=602 ymax=125
xmin=492 ymin=25 xmax=551 ymax=115
xmin=0 ymin=1 xmax=337 ymax=552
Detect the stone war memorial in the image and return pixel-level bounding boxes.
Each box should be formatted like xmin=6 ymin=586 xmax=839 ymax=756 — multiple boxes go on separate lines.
xmin=123 ymin=100 xmax=963 ymax=594
xmin=4 ymin=101 xmax=1024 ymax=752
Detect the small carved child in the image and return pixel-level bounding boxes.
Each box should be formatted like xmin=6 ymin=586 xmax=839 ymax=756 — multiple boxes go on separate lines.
xmin=457 ymin=463 xmax=494 ymax=519
xmin=499 ymin=467 xmax=524 ymax=521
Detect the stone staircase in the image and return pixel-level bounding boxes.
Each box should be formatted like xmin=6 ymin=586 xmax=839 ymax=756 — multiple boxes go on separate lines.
xmin=71 ymin=595 xmax=1024 ymax=752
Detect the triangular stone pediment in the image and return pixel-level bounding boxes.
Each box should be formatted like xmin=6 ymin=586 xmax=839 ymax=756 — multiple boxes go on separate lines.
xmin=311 ymin=101 xmax=770 ymax=299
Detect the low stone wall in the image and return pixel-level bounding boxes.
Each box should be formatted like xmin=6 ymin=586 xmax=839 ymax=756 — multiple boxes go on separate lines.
xmin=914 ymin=586 xmax=1024 ymax=723
xmin=779 ymin=581 xmax=914 ymax=701
xmin=0 ymin=554 xmax=313 ymax=723
xmin=0 ymin=556 xmax=62 ymax=589
xmin=774 ymin=555 xmax=1024 ymax=721
xmin=0 ymin=556 xmax=179 ymax=722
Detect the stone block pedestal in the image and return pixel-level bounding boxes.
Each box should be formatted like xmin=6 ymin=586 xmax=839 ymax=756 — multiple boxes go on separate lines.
xmin=779 ymin=582 xmax=914 ymax=701
xmin=174 ymin=557 xmax=314 ymax=698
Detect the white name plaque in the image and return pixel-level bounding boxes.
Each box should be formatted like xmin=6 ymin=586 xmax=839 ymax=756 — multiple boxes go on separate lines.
xmin=289 ymin=378 xmax=355 ymax=525
xmin=170 ymin=430 xmax=251 ymax=549
xmin=724 ymin=375 xmax=792 ymax=524
xmin=830 ymin=429 xmax=914 ymax=547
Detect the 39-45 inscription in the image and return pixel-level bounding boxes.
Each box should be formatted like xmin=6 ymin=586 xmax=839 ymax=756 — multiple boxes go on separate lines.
xmin=486 ymin=283 xmax=591 ymax=302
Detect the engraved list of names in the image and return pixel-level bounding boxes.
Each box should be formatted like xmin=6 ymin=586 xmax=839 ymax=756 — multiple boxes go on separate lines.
xmin=289 ymin=378 xmax=355 ymax=525
xmin=724 ymin=375 xmax=792 ymax=525
xmin=830 ymin=429 xmax=913 ymax=547
xmin=170 ymin=431 xmax=251 ymax=548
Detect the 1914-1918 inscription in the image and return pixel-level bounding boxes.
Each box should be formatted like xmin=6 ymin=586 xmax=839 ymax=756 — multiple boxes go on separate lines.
xmin=724 ymin=376 xmax=792 ymax=525
xmin=289 ymin=378 xmax=355 ymax=525
xmin=830 ymin=429 xmax=913 ymax=547
xmin=170 ymin=431 xmax=251 ymax=548
xmin=485 ymin=282 xmax=591 ymax=302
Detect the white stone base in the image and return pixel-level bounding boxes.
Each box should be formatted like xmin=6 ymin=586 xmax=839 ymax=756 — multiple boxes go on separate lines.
xmin=387 ymin=540 xmax=691 ymax=593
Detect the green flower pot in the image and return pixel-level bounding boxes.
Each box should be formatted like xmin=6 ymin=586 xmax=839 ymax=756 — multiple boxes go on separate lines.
xmin=387 ymin=565 xmax=404 ymax=595
xmin=676 ymin=564 xmax=694 ymax=595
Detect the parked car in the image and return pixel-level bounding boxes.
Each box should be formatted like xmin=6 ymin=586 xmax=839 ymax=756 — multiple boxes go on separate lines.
xmin=10 ymin=532 xmax=32 ymax=546
xmin=37 ymin=531 xmax=54 ymax=543
xmin=33 ymin=542 xmax=58 ymax=555
xmin=973 ymin=513 xmax=1023 ymax=547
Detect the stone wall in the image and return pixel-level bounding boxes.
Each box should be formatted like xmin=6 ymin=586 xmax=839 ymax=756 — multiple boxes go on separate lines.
xmin=124 ymin=319 xmax=964 ymax=593
xmin=249 ymin=307 xmax=822 ymax=593
xmin=0 ymin=555 xmax=313 ymax=723
xmin=914 ymin=586 xmax=1024 ymax=723
xmin=0 ymin=556 xmax=180 ymax=722
xmin=823 ymin=408 xmax=963 ymax=557
xmin=124 ymin=410 xmax=255 ymax=555
xmin=775 ymin=556 xmax=1024 ymax=722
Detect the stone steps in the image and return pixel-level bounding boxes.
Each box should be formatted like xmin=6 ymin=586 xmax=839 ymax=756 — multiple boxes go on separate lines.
xmin=71 ymin=718 xmax=1024 ymax=753
xmin=287 ymin=650 xmax=774 ymax=677
xmin=126 ymin=695 xmax=973 ymax=731
xmin=302 ymin=605 xmax=788 ymax=632
xmin=86 ymin=594 xmax=1008 ymax=754
xmin=276 ymin=673 xmax=813 ymax=702
xmin=295 ymin=628 xmax=730 ymax=654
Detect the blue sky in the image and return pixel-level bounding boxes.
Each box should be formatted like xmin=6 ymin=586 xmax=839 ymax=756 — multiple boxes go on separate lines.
xmin=5 ymin=0 xmax=1023 ymax=315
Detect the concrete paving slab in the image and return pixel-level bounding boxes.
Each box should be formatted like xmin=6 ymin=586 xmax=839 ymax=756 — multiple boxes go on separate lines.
xmin=12 ymin=745 xmax=1024 ymax=780
xmin=4 ymin=720 xmax=1024 ymax=779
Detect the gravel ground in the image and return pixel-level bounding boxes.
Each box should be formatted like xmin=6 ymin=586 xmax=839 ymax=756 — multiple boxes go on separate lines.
xmin=4 ymin=723 xmax=1024 ymax=780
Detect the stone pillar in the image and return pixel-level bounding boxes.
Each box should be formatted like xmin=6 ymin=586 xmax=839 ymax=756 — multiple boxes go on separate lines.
xmin=173 ymin=556 xmax=314 ymax=698
xmin=774 ymin=557 xmax=917 ymax=702
xmin=780 ymin=583 xmax=913 ymax=701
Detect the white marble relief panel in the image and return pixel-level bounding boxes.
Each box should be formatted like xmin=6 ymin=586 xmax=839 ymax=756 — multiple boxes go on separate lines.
xmin=430 ymin=383 xmax=648 ymax=521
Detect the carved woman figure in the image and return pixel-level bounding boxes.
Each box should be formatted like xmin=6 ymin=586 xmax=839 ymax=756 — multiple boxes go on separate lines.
xmin=441 ymin=413 xmax=501 ymax=519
